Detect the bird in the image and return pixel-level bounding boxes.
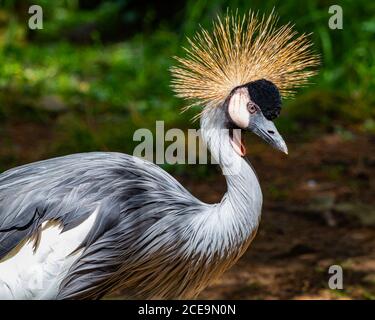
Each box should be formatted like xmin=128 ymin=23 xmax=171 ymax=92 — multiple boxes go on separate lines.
xmin=0 ymin=10 xmax=318 ymax=300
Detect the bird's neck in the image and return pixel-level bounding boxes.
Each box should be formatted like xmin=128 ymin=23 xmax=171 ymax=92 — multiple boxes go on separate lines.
xmin=200 ymin=106 xmax=263 ymax=249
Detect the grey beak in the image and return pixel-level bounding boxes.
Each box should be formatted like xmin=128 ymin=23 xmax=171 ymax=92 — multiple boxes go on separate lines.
xmin=248 ymin=113 xmax=288 ymax=154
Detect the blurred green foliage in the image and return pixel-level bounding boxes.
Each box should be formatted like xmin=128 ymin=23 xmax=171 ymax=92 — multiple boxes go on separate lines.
xmin=0 ymin=0 xmax=374 ymax=171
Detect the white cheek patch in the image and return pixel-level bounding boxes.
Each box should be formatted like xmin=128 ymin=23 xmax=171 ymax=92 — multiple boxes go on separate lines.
xmin=228 ymin=87 xmax=250 ymax=129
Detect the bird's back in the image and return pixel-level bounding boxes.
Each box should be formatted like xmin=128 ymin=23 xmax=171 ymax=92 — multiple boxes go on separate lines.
xmin=0 ymin=152 xmax=205 ymax=299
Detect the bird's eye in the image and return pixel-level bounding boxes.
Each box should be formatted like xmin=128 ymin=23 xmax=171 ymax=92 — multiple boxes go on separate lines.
xmin=247 ymin=102 xmax=257 ymax=114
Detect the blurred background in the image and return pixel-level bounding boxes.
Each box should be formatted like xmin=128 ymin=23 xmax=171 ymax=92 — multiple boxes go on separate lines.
xmin=0 ymin=0 xmax=374 ymax=299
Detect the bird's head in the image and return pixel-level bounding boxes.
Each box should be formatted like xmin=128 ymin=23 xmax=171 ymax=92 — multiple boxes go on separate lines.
xmin=225 ymin=79 xmax=287 ymax=156
xmin=171 ymin=10 xmax=319 ymax=157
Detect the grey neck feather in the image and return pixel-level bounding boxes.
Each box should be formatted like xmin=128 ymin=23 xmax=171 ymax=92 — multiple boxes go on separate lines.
xmin=199 ymin=106 xmax=263 ymax=254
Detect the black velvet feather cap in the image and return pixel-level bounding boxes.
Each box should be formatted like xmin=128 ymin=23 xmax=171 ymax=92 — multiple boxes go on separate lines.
xmin=246 ymin=79 xmax=282 ymax=120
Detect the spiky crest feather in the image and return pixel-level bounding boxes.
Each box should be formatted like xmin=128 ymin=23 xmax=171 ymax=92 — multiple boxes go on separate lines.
xmin=171 ymin=10 xmax=319 ymax=113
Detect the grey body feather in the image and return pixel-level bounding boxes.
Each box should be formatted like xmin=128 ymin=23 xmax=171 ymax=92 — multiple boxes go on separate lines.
xmin=0 ymin=106 xmax=262 ymax=299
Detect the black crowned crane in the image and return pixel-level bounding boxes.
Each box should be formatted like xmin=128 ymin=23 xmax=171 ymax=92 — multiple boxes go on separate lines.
xmin=0 ymin=11 xmax=318 ymax=299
